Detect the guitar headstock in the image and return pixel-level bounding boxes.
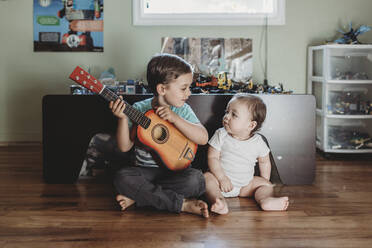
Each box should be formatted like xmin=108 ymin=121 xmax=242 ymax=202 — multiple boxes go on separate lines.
xmin=69 ymin=66 xmax=103 ymax=94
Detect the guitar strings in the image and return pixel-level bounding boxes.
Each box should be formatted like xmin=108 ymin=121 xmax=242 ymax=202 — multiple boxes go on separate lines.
xmin=100 ymin=88 xmax=194 ymax=160
xmin=101 ymin=88 xmax=151 ymax=128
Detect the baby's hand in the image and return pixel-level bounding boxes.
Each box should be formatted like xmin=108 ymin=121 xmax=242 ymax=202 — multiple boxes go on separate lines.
xmin=219 ymin=176 xmax=233 ymax=193
xmin=155 ymin=106 xmax=178 ymax=123
xmin=109 ymin=96 xmax=127 ymax=119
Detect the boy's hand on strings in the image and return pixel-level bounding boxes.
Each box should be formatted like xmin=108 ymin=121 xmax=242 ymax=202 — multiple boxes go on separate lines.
xmin=109 ymin=96 xmax=127 ymax=119
xmin=219 ymin=175 xmax=233 ymax=193
xmin=155 ymin=106 xmax=178 ymax=123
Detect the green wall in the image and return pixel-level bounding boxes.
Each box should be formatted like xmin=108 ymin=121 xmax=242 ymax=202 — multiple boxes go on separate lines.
xmin=1 ymin=0 xmax=372 ymax=142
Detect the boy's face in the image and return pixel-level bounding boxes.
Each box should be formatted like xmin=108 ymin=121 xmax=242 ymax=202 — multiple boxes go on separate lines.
xmin=223 ymin=99 xmax=257 ymax=140
xmin=159 ymin=72 xmax=193 ymax=108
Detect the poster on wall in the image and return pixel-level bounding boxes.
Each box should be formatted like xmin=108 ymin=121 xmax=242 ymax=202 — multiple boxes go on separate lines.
xmin=33 ymin=0 xmax=104 ymax=52
xmin=161 ymin=38 xmax=252 ymax=82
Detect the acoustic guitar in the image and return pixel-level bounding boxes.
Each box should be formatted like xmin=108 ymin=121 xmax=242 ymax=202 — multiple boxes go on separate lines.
xmin=69 ymin=66 xmax=197 ymax=171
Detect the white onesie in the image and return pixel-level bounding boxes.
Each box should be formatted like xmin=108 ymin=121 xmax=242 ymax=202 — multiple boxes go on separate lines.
xmin=208 ymin=128 xmax=270 ymax=197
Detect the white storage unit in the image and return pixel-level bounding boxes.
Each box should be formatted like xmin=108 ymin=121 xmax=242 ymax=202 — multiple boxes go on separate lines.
xmin=308 ymin=44 xmax=372 ymax=153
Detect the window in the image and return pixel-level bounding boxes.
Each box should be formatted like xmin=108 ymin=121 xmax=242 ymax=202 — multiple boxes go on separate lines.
xmin=132 ymin=0 xmax=285 ymax=26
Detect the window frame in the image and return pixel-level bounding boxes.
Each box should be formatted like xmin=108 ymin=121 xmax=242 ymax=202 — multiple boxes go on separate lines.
xmin=132 ymin=0 xmax=286 ymax=26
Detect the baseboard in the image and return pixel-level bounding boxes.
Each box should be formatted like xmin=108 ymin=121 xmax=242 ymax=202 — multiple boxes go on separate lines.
xmin=0 ymin=141 xmax=42 ymax=147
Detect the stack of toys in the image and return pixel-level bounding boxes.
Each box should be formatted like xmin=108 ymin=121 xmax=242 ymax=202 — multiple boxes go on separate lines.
xmin=190 ymin=72 xmax=292 ymax=94
xmin=328 ymin=90 xmax=372 ymax=115
xmin=70 ymin=80 xmax=147 ymax=95
xmin=329 ymin=126 xmax=372 ymax=150
xmin=70 ymin=68 xmax=292 ymax=95
xmin=70 ymin=67 xmax=147 ymax=95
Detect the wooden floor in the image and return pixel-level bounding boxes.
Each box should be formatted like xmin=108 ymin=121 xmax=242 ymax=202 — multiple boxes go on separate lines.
xmin=1 ymin=146 xmax=372 ymax=248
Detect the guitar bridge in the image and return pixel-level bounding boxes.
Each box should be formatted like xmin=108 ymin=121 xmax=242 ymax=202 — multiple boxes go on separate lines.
xmin=179 ymin=142 xmax=195 ymax=161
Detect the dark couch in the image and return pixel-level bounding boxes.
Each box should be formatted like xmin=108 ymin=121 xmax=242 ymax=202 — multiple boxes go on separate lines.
xmin=42 ymin=94 xmax=316 ymax=185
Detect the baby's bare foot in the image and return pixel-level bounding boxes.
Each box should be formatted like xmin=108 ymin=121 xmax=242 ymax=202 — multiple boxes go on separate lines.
xmin=260 ymin=196 xmax=289 ymax=211
xmin=116 ymin=194 xmax=135 ymax=211
xmin=211 ymin=197 xmax=229 ymax=215
xmin=181 ymin=199 xmax=209 ymax=218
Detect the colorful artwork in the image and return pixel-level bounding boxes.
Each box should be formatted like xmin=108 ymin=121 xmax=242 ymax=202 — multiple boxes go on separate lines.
xmin=161 ymin=38 xmax=253 ymax=82
xmin=33 ymin=0 xmax=104 ymax=52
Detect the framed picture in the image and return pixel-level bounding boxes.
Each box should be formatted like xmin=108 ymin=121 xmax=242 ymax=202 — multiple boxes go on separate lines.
xmin=162 ymin=37 xmax=253 ymax=82
xmin=34 ymin=0 xmax=104 ymax=52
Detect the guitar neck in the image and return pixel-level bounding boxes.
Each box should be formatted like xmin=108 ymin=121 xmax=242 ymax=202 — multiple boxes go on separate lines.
xmin=100 ymin=87 xmax=150 ymax=129
xmin=68 ymin=66 xmax=150 ymax=129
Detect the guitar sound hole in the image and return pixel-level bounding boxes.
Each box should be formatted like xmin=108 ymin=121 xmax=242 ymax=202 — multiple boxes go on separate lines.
xmin=152 ymin=124 xmax=169 ymax=144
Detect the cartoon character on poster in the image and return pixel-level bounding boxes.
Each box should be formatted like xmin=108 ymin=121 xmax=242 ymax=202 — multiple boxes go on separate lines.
xmin=34 ymin=0 xmax=104 ymax=52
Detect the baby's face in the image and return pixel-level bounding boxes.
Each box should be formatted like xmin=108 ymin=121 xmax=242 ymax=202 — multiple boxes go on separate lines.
xmin=223 ymin=99 xmax=255 ymax=140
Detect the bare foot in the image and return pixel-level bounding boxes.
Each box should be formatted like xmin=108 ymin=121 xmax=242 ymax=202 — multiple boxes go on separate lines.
xmin=116 ymin=194 xmax=135 ymax=211
xmin=181 ymin=199 xmax=209 ymax=218
xmin=260 ymin=196 xmax=289 ymax=211
xmin=211 ymin=197 xmax=229 ymax=215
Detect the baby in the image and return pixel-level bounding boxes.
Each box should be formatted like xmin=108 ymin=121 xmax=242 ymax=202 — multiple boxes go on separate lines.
xmin=204 ymin=94 xmax=289 ymax=214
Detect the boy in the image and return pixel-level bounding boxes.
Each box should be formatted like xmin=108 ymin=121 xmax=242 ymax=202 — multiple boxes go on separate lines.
xmin=110 ymin=54 xmax=209 ymax=217
xmin=204 ymin=94 xmax=289 ymax=214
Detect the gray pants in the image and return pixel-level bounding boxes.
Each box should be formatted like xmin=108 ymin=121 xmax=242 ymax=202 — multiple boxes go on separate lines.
xmin=113 ymin=166 xmax=206 ymax=213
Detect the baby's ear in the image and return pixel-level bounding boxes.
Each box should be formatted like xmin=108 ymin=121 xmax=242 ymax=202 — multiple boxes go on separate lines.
xmin=249 ymin=120 xmax=257 ymax=131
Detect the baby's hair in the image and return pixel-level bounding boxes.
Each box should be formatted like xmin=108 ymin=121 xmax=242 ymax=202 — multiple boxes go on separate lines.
xmin=230 ymin=93 xmax=267 ymax=133
xmin=146 ymin=53 xmax=193 ymax=96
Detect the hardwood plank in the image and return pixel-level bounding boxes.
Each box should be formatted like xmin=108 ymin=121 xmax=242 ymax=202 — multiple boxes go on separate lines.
xmin=1 ymin=145 xmax=372 ymax=247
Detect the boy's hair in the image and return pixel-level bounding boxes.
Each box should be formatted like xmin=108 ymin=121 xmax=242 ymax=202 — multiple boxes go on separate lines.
xmin=230 ymin=93 xmax=267 ymax=133
xmin=146 ymin=53 xmax=193 ymax=96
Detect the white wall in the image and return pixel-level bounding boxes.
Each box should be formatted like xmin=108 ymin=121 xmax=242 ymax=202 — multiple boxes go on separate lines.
xmin=1 ymin=0 xmax=372 ymax=142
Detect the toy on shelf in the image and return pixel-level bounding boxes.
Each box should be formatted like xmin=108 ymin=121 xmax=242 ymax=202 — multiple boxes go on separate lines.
xmin=217 ymin=72 xmax=232 ymax=91
xmin=70 ymin=79 xmax=147 ymax=95
xmin=328 ymin=89 xmax=372 ymax=115
xmin=333 ymin=70 xmax=369 ymax=80
xmin=328 ymin=126 xmax=372 ymax=150
xmin=70 ymin=66 xmax=147 ymax=95
xmin=191 ymin=72 xmax=292 ymax=94
xmin=194 ymin=74 xmax=218 ymax=88
xmin=333 ymin=22 xmax=371 ymax=44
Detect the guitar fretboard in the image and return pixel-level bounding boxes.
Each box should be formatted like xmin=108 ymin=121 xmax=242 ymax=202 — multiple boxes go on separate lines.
xmin=100 ymin=87 xmax=151 ymax=129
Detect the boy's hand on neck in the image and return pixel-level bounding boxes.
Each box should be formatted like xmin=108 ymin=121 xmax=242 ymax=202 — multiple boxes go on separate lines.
xmin=109 ymin=97 xmax=128 ymax=120
xmin=155 ymin=106 xmax=179 ymax=124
